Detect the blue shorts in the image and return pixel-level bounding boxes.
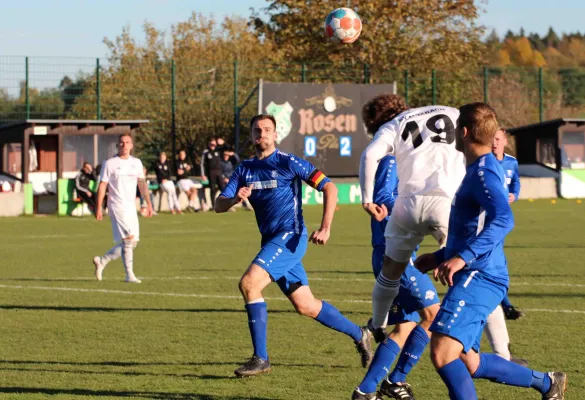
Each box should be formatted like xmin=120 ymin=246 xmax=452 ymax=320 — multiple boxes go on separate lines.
xmin=372 ymin=246 xmax=439 ymax=325
xmin=430 ymin=270 xmax=507 ymax=353
xmin=253 ymin=231 xmax=309 ymax=295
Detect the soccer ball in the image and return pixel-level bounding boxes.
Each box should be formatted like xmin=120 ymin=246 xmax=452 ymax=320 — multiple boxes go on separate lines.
xmin=324 ymin=7 xmax=362 ymax=44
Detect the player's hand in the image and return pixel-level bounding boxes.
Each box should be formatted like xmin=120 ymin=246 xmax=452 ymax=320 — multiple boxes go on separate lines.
xmin=144 ymin=204 xmax=154 ymax=218
xmin=362 ymin=203 xmax=388 ymax=222
xmin=310 ymin=227 xmax=330 ymax=245
xmin=178 ymin=169 xmax=184 ymax=175
xmin=87 ymin=192 xmax=92 ymax=198
xmin=414 ymin=253 xmax=438 ymax=274
xmin=236 ymin=185 xmax=253 ymax=203
xmin=202 ymin=175 xmax=208 ymax=182
xmin=95 ymin=208 xmax=103 ymax=221
xmin=434 ymin=256 xmax=466 ymax=287
xmin=508 ymin=194 xmax=515 ymax=203
xmin=186 ymin=165 xmax=191 ymax=171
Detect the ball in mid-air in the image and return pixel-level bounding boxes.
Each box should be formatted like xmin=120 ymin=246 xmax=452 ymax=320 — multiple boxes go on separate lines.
xmin=324 ymin=7 xmax=362 ymax=44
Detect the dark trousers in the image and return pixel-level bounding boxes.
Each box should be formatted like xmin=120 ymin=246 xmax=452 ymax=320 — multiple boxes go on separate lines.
xmin=208 ymin=169 xmax=225 ymax=207
xmin=78 ymin=191 xmax=96 ymax=214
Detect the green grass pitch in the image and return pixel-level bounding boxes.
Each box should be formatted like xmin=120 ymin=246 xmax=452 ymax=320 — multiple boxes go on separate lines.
xmin=0 ymin=200 xmax=583 ymax=399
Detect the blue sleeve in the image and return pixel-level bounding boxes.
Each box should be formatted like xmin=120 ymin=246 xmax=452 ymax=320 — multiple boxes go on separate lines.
xmin=220 ymin=164 xmax=244 ymax=198
xmin=509 ymin=160 xmax=520 ymax=201
xmin=457 ymin=169 xmax=514 ymax=267
xmin=290 ymin=156 xmax=331 ymax=191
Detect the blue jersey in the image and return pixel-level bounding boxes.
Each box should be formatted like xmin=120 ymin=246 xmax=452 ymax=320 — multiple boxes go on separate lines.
xmin=435 ymin=153 xmax=514 ymax=286
xmin=371 ymin=155 xmax=398 ymax=247
xmin=498 ymin=153 xmax=520 ymax=201
xmin=221 ymin=150 xmax=331 ymax=242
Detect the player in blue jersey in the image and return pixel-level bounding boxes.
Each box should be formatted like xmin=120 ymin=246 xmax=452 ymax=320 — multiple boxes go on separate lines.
xmin=215 ymin=114 xmax=373 ymax=377
xmin=352 ymin=155 xmax=440 ymax=400
xmin=492 ymin=128 xmax=525 ymax=320
xmin=416 ymin=103 xmax=566 ymax=400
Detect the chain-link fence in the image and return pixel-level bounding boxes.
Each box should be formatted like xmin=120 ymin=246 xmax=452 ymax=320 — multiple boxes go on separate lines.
xmin=2 ymin=56 xmax=585 ymax=160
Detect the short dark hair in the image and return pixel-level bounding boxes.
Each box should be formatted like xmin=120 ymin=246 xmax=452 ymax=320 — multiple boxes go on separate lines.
xmin=223 ymin=144 xmax=233 ymax=152
xmin=118 ymin=132 xmax=132 ymax=141
xmin=458 ymin=102 xmax=499 ymax=146
xmin=250 ymin=114 xmax=277 ymax=129
xmin=82 ymin=161 xmax=92 ymax=168
xmin=362 ymin=94 xmax=409 ymax=134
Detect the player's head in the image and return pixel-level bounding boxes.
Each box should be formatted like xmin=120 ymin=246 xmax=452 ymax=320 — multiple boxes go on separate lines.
xmin=82 ymin=162 xmax=92 ymax=174
xmin=178 ymin=149 xmax=187 ymax=160
xmin=250 ymin=114 xmax=277 ymax=153
xmin=492 ymin=128 xmax=508 ymax=157
xmin=118 ymin=133 xmax=133 ymax=157
xmin=159 ymin=151 xmax=167 ymax=162
xmin=362 ymin=94 xmax=409 ymax=134
xmin=456 ymin=103 xmax=499 ymax=153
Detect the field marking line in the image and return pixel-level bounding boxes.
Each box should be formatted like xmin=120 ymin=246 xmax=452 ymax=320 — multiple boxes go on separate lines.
xmin=6 ymin=276 xmax=585 ymax=288
xmin=1 ymin=284 xmax=585 ymax=315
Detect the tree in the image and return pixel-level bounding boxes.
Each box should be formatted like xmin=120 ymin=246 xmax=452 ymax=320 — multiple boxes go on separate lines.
xmin=251 ymin=0 xmax=487 ymax=73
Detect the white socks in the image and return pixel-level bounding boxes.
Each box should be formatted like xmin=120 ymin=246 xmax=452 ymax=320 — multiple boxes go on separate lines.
xmin=122 ymin=240 xmax=138 ymax=280
xmin=101 ymin=244 xmax=122 ymax=267
xmin=484 ymin=305 xmax=511 ymax=360
xmin=372 ymin=273 xmax=400 ymax=329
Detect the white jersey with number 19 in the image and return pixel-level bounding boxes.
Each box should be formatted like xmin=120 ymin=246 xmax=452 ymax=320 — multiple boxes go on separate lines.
xmin=360 ymin=105 xmax=466 ymax=204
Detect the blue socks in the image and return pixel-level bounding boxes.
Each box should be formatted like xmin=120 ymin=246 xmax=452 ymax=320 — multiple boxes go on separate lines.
xmin=388 ymin=325 xmax=430 ymax=383
xmin=315 ymin=301 xmax=363 ymax=342
xmin=358 ymin=338 xmax=401 ymax=393
xmin=437 ymin=359 xmax=477 ymax=400
xmin=473 ymin=353 xmax=551 ymax=394
xmin=501 ymin=294 xmax=513 ymax=309
xmin=245 ymin=301 xmax=268 ymax=360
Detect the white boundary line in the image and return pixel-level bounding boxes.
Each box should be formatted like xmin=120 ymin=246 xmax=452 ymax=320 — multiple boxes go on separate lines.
xmin=0 ymin=284 xmax=584 ymax=314
xmin=5 ymin=276 xmax=585 ymax=288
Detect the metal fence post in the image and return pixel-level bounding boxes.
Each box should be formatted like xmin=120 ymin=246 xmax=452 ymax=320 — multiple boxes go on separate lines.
xmin=25 ymin=57 xmax=30 ymax=119
xmin=432 ymin=69 xmax=437 ymax=105
xmin=234 ymin=60 xmax=240 ymax=153
xmin=483 ymin=66 xmax=489 ymax=104
xmin=363 ymin=63 xmax=370 ymax=84
xmin=539 ymin=67 xmax=544 ymax=122
xmin=301 ymin=63 xmax=307 ymax=83
xmin=96 ymin=58 xmax=101 ymax=119
xmin=404 ymin=70 xmax=409 ymax=104
xmin=171 ymin=60 xmax=177 ymax=172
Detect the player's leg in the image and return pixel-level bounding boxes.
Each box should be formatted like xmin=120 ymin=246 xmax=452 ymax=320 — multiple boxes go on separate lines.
xmin=121 ymin=236 xmax=140 ymax=283
xmin=93 ymin=243 xmax=121 ymax=281
xmin=353 ymin=319 xmax=416 ymax=399
xmin=483 ymin=305 xmax=511 ymax=360
xmin=501 ymin=292 xmax=525 ymax=320
xmin=284 ymin=268 xmax=373 ymax=368
xmin=235 ymin=262 xmax=273 ymax=377
xmin=431 ymin=333 xmax=477 ymax=400
xmin=372 ymin=198 xmax=422 ymax=331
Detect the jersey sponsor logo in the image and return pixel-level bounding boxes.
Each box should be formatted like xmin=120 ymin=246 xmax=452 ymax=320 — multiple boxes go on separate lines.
xmin=250 ymin=180 xmax=278 ymax=190
xmin=265 ymin=101 xmax=293 ymax=144
xmin=271 ymin=170 xmax=278 ymax=178
xmin=307 ymin=169 xmax=326 ymax=189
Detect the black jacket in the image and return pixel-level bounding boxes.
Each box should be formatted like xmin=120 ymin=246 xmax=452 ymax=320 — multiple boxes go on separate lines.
xmin=201 ymin=148 xmax=222 ymax=175
xmin=75 ymin=170 xmax=95 ymax=195
xmin=176 ymin=159 xmax=192 ymax=181
xmin=155 ymin=160 xmax=172 ymax=183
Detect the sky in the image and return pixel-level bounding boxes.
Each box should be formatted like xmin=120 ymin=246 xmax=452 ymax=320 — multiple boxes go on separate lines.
xmin=0 ymin=0 xmax=583 ymax=59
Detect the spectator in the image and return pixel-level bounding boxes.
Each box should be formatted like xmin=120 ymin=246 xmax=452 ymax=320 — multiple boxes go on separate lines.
xmin=75 ymin=162 xmax=97 ymax=214
xmin=155 ymin=151 xmax=181 ymax=215
xmin=192 ymin=153 xmax=210 ymax=211
xmin=220 ymin=146 xmax=252 ymax=211
xmin=138 ymin=166 xmax=157 ymax=216
xmin=200 ymin=137 xmax=223 ymax=206
xmin=176 ymin=149 xmax=201 ymax=213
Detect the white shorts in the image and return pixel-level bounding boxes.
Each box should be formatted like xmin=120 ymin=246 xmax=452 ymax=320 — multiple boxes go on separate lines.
xmin=385 ymin=195 xmax=451 ymax=262
xmin=178 ymin=179 xmax=195 ymax=192
xmin=109 ymin=206 xmax=140 ymax=243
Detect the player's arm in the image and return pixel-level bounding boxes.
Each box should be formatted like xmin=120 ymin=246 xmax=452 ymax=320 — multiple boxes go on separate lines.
xmin=215 ymin=165 xmax=247 ymax=213
xmin=359 ymin=125 xmax=396 ymax=219
xmin=310 ymin=181 xmax=337 ymax=245
xmin=95 ymin=181 xmax=108 ymax=220
xmin=509 ymin=160 xmax=521 ymax=202
xmin=457 ymin=169 xmax=514 ymax=267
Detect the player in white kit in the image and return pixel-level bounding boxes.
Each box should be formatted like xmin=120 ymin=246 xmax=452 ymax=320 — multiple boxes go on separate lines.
xmin=359 ymin=95 xmax=466 ymax=336
xmin=92 ymin=133 xmax=153 ymax=283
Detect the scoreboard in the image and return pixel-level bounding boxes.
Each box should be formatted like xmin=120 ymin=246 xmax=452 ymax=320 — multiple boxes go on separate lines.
xmin=259 ymin=81 xmax=396 ymax=177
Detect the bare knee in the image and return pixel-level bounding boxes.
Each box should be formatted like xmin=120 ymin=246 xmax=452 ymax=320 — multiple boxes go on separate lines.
xmin=382 ymin=256 xmax=408 ymax=280
xmin=418 ymin=303 xmax=440 ymax=331
xmin=430 ymin=333 xmax=463 ymax=369
xmin=238 ymin=275 xmax=257 ymax=300
xmin=293 ymin=298 xmax=321 ymax=318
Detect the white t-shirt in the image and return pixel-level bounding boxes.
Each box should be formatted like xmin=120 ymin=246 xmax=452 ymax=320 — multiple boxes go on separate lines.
xmin=99 ymin=155 xmax=144 ymax=211
xmin=360 ymin=105 xmax=466 ymax=203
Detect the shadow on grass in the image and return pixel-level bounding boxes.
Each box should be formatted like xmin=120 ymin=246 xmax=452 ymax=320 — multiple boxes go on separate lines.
xmin=0 ymin=305 xmax=302 ymax=314
xmin=0 ymin=387 xmax=278 ymax=399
